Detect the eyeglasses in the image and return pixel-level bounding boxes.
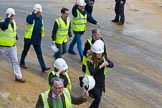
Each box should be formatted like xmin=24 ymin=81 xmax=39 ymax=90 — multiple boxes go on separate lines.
xmin=55 ymin=86 xmax=64 ymax=90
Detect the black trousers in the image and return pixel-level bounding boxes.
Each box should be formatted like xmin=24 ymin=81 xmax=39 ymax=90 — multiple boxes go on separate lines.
xmin=89 ymin=86 xmax=103 ymax=108
xmin=114 ymin=3 xmax=125 ymax=23
xmin=20 ymin=43 xmax=46 ymax=70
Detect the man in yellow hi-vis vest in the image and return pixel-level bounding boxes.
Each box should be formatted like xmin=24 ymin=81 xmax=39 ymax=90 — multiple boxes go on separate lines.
xmin=20 ymin=4 xmax=50 ymax=72
xmin=51 ymin=7 xmax=72 ymax=59
xmin=68 ymin=0 xmax=100 ymax=62
xmin=35 ymin=77 xmax=88 ymax=108
xmin=0 ymin=8 xmax=25 ymax=83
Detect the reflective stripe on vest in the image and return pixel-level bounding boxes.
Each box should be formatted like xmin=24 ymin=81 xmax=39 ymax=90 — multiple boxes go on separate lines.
xmin=24 ymin=19 xmax=44 ymax=39
xmin=47 ymin=71 xmax=72 ymax=92
xmin=72 ymin=9 xmax=87 ymax=32
xmin=0 ymin=19 xmax=17 ymax=46
xmin=41 ymin=89 xmax=72 ymax=108
xmin=55 ymin=17 xmax=70 ymax=44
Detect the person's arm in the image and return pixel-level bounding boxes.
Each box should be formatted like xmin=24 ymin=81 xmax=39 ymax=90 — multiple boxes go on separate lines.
xmin=51 ymin=20 xmax=58 ymax=41
xmin=0 ymin=18 xmax=10 ymax=30
xmin=72 ymin=4 xmax=78 ymax=17
xmin=71 ymin=93 xmax=87 ymax=105
xmin=26 ymin=12 xmax=36 ymax=24
xmin=83 ymin=40 xmax=91 ymax=56
xmin=68 ymin=21 xmax=72 ymax=38
xmin=82 ymin=64 xmax=86 ymax=73
xmin=35 ymin=94 xmax=44 ymax=108
xmin=86 ymin=11 xmax=97 ymax=24
xmin=106 ymin=59 xmax=114 ymax=68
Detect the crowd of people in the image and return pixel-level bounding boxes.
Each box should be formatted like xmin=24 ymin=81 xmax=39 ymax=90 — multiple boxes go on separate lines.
xmin=0 ymin=0 xmax=127 ymax=107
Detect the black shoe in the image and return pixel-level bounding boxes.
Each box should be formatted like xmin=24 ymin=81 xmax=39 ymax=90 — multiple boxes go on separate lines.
xmin=42 ymin=67 xmax=51 ymax=73
xmin=20 ymin=64 xmax=27 ymax=69
xmin=111 ymin=20 xmax=118 ymax=23
xmin=79 ymin=76 xmax=84 ymax=87
xmin=15 ymin=78 xmax=26 ymax=83
xmin=118 ymin=22 xmax=124 ymax=25
xmin=68 ymin=50 xmax=76 ymax=55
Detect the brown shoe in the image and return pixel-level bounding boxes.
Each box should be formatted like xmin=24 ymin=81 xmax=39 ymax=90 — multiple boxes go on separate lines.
xmin=42 ymin=67 xmax=51 ymax=73
xmin=15 ymin=78 xmax=26 ymax=83
xmin=20 ymin=64 xmax=27 ymax=69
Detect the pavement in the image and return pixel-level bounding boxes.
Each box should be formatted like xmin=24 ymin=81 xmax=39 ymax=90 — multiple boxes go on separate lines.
xmin=0 ymin=0 xmax=162 ymax=108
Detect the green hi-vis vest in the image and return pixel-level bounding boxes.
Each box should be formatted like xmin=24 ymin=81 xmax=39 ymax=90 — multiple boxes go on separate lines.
xmin=0 ymin=19 xmax=17 ymax=46
xmin=72 ymin=9 xmax=87 ymax=32
xmin=47 ymin=71 xmax=72 ymax=92
xmin=41 ymin=88 xmax=72 ymax=108
xmin=24 ymin=19 xmax=44 ymax=39
xmin=82 ymin=56 xmax=108 ymax=78
xmin=55 ymin=17 xmax=70 ymax=44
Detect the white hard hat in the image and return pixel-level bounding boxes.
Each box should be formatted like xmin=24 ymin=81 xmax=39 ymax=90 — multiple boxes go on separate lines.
xmin=77 ymin=0 xmax=86 ymax=6
xmin=82 ymin=75 xmax=95 ymax=91
xmin=91 ymin=41 xmax=104 ymax=54
xmin=6 ymin=8 xmax=16 ymax=15
xmin=95 ymin=40 xmax=104 ymax=49
xmin=54 ymin=58 xmax=68 ymax=70
xmin=33 ymin=4 xmax=43 ymax=12
xmin=51 ymin=44 xmax=59 ymax=53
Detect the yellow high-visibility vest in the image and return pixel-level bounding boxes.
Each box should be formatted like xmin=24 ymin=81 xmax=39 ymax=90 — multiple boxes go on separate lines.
xmin=82 ymin=56 xmax=108 ymax=78
xmin=24 ymin=18 xmax=44 ymax=39
xmin=41 ymin=89 xmax=72 ymax=108
xmin=0 ymin=19 xmax=17 ymax=46
xmin=47 ymin=71 xmax=72 ymax=92
xmin=55 ymin=17 xmax=70 ymax=44
xmin=72 ymin=9 xmax=87 ymax=32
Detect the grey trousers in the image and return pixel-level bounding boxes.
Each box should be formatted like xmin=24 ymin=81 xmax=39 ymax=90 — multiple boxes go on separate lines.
xmin=0 ymin=46 xmax=22 ymax=79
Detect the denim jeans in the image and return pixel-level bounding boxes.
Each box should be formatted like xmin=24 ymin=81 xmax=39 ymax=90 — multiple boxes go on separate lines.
xmin=54 ymin=42 xmax=67 ymax=59
xmin=20 ymin=43 xmax=46 ymax=70
xmin=68 ymin=33 xmax=83 ymax=59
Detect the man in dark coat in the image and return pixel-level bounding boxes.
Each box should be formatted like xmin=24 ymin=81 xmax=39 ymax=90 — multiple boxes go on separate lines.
xmin=112 ymin=0 xmax=126 ymax=25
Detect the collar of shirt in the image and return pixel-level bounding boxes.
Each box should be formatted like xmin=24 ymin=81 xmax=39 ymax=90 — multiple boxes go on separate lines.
xmin=52 ymin=91 xmax=60 ymax=99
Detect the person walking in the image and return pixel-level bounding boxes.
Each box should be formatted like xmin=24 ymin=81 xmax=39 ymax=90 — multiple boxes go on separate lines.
xmin=83 ymin=28 xmax=113 ymax=65
xmin=82 ymin=41 xmax=113 ymax=108
xmin=68 ymin=0 xmax=100 ymax=61
xmin=85 ymin=0 xmax=95 ymax=15
xmin=0 ymin=8 xmax=25 ymax=83
xmin=47 ymin=58 xmax=72 ymax=92
xmin=51 ymin=7 xmax=72 ymax=59
xmin=35 ymin=77 xmax=88 ymax=108
xmin=111 ymin=0 xmax=126 ymax=25
xmin=20 ymin=4 xmax=50 ymax=72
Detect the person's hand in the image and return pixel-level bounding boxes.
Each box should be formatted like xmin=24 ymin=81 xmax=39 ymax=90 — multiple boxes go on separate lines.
xmin=96 ymin=23 xmax=100 ymax=28
xmin=68 ymin=37 xmax=72 ymax=41
xmin=7 ymin=13 xmax=12 ymax=18
xmin=58 ymin=68 xmax=64 ymax=74
xmin=120 ymin=0 xmax=124 ymax=4
xmin=34 ymin=8 xmax=40 ymax=14
xmin=52 ymin=41 xmax=55 ymax=45
xmin=82 ymin=91 xmax=89 ymax=98
xmin=99 ymin=61 xmax=108 ymax=69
